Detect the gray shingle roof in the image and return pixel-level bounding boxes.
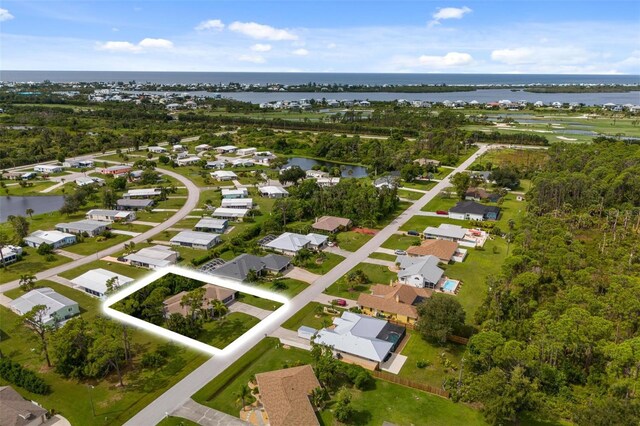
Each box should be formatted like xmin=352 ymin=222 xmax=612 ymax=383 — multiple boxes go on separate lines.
xmin=449 ymin=200 xmax=501 ymax=216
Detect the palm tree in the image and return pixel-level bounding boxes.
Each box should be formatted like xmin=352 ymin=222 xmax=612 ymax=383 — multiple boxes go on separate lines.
xmin=25 ymin=208 xmax=34 ymax=219
xmin=311 ymin=387 xmax=328 ymax=409
xmin=209 ymin=299 xmax=228 ymax=320
xmin=19 ymin=274 xmax=37 ymax=291
xmin=236 ymin=384 xmax=251 ymax=412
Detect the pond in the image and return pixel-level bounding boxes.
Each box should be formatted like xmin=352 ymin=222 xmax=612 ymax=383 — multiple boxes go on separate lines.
xmin=284 ymin=157 xmax=369 ymax=178
xmin=0 ymin=195 xmax=65 ymax=222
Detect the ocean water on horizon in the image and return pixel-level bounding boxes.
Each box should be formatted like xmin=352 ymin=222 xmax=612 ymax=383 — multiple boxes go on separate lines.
xmin=2 ymin=70 xmax=639 ymax=86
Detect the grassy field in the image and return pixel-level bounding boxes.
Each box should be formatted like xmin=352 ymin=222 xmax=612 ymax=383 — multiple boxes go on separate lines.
xmin=400 ymin=180 xmax=437 ymax=191
xmin=156 ymin=417 xmax=199 ymax=426
xmin=0 ymin=248 xmax=71 ymax=284
xmin=335 ymin=231 xmax=372 ymax=252
xmin=58 ymin=259 xmax=150 ymax=281
xmin=471 ymin=147 xmax=549 ymax=170
xmin=199 ymin=312 xmax=260 ymax=349
xmin=245 ymin=278 xmax=309 ymax=298
xmin=0 ymin=283 xmax=209 ymax=425
xmin=397 ymin=189 xmax=424 ymax=200
xmin=400 ymin=215 xmax=466 ymax=233
xmin=297 ymin=252 xmax=344 ymax=275
xmin=281 ymin=302 xmax=341 ymax=331
xmin=421 ymin=195 xmax=459 ymax=212
xmin=235 ymin=293 xmax=283 ymax=311
xmin=324 ymin=263 xmax=397 ymax=299
xmin=63 ymin=233 xmax=132 ymax=255
xmin=368 ymin=252 xmax=397 ymax=262
xmin=0 ymin=180 xmax=59 ymax=195
xmin=380 ymin=234 xmax=421 ymax=250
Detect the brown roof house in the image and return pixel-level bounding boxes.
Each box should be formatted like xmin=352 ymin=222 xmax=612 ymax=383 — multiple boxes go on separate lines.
xmin=358 ymin=284 xmax=432 ymax=325
xmin=163 ymin=284 xmax=237 ymax=317
xmin=255 ymin=365 xmax=321 ymax=426
xmin=311 ymin=216 xmax=352 ymax=234
xmin=465 ymin=187 xmax=501 ymax=202
xmin=0 ymin=386 xmax=48 ymax=426
xmin=406 ymin=239 xmax=459 ymax=263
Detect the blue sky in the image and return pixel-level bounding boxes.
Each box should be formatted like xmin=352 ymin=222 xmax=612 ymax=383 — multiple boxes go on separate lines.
xmin=1 ymin=1 xmax=639 ymax=73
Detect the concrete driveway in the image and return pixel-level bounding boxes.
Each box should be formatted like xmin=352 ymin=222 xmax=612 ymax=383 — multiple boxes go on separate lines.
xmin=170 ymin=399 xmax=248 ymax=426
xmin=283 ymin=267 xmax=320 ymax=284
xmin=229 ymin=301 xmax=273 ymax=320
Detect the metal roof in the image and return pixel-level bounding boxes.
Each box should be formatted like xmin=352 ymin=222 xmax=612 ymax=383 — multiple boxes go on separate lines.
xmin=71 ymin=268 xmax=134 ymax=295
xmin=170 ymin=231 xmax=219 ymax=245
xmin=9 ymin=287 xmax=77 ymax=321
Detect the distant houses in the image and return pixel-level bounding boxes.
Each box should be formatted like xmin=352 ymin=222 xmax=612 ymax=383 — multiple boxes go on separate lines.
xmin=101 ymin=165 xmax=132 ymax=176
xmin=34 ymin=164 xmax=63 ymax=174
xmin=258 ymin=186 xmax=289 ymax=198
xmin=122 ymin=188 xmax=162 ymax=199
xmin=55 ymin=220 xmax=109 ymax=237
xmin=117 ymin=198 xmax=155 ymax=210
xmin=86 ymin=209 xmax=136 ymax=222
xmin=207 ymin=253 xmax=291 ymax=281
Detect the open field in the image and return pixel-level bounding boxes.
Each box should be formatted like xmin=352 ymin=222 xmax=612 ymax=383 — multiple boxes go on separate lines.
xmin=324 ymin=263 xmax=397 ymax=299
xmin=380 ymin=233 xmax=421 ymax=250
xmin=335 ymin=231 xmax=373 ymax=251
xmin=199 ymin=312 xmax=260 ymax=349
xmin=0 ymin=248 xmax=71 ymax=284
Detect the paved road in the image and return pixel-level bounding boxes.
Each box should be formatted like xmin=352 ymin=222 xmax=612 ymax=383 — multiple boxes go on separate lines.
xmin=170 ymin=399 xmax=248 ymax=426
xmin=124 ymin=143 xmax=490 ymax=426
xmin=0 ymin=167 xmax=200 ymax=293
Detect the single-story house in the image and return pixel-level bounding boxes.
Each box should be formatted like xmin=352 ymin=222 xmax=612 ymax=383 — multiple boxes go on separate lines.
xmin=122 ymin=188 xmax=162 ymax=199
xmin=396 ymin=255 xmax=444 ymax=289
xmin=71 ymin=268 xmax=134 ymax=298
xmin=1 ymin=172 xmax=23 ymax=180
xmin=21 ymin=172 xmax=37 ymax=180
xmin=465 ymin=187 xmax=501 ymax=202
xmin=64 ymin=159 xmax=94 ymax=168
xmin=311 ymin=216 xmax=352 ymax=234
xmin=24 ymin=230 xmax=76 ymax=249
xmin=9 ymin=287 xmax=79 ymax=326
xmin=237 ymin=147 xmax=257 ymax=156
xmin=259 ymin=186 xmax=289 ymax=198
xmin=117 ymin=198 xmax=155 ymax=210
xmin=210 ymin=170 xmax=237 ymax=181
xmin=263 ymin=232 xmax=328 ymax=256
xmin=449 ymin=200 xmax=501 ymax=221
xmin=212 ymin=207 xmax=249 ymax=221
xmin=253 ymin=153 xmax=277 ymax=165
xmin=303 ymin=311 xmax=405 ymax=368
xmin=176 ymin=156 xmax=201 ymax=166
xmin=128 ymin=170 xmax=144 ymax=181
xmin=406 ymin=239 xmax=460 ymax=263
xmin=194 ymin=218 xmax=228 ymax=233
xmin=101 ymin=165 xmax=132 ymax=175
xmin=423 ymin=223 xmax=468 ymax=241
xmin=170 ymin=231 xmax=220 ymax=250
xmin=0 ymin=386 xmax=48 ymax=426
xmin=205 ymin=160 xmax=227 ymax=170
xmin=221 ymin=188 xmax=248 ymax=199
xmin=305 ymin=170 xmax=328 ymax=179
xmin=172 ymin=144 xmax=185 ymax=152
xmin=358 ymin=284 xmax=433 ymax=325
xmin=34 ymin=164 xmax=63 ymax=174
xmin=148 ymin=146 xmax=167 ymax=154
xmin=221 ymin=198 xmax=253 ymax=209
xmin=163 ymin=283 xmax=237 ymax=317
xmin=86 ymin=209 xmax=136 ymax=222
xmin=231 ymin=159 xmax=255 ymax=167
xmin=195 ymin=144 xmax=211 ymax=152
xmin=470 ymin=171 xmax=492 ymax=183
xmin=75 ymin=176 xmax=105 ymax=187
xmin=55 ymin=220 xmax=109 ymax=237
xmin=124 ymin=245 xmax=178 ymax=269
xmin=374 ymin=176 xmax=399 ymax=189
xmin=215 ymin=145 xmax=238 ymax=154
xmin=0 ymin=245 xmax=22 ymax=265
xmin=209 ymin=253 xmax=291 ymax=281
xmin=255 ymin=365 xmax=321 ymax=426
xmin=317 ymin=177 xmax=341 ymax=187
xmin=413 ymin=158 xmax=440 ymax=167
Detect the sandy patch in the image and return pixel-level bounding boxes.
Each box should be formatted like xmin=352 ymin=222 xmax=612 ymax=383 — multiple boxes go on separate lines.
xmin=556 ymin=136 xmax=578 ymax=141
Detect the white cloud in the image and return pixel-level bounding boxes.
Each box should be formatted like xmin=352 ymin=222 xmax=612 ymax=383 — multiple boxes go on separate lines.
xmin=238 ymin=54 xmax=266 ymax=63
xmin=327 ymin=43 xmax=337 ymax=49
xmin=229 ymin=21 xmax=297 ymax=41
xmin=491 ymin=46 xmax=590 ymax=65
xmin=0 ymin=8 xmax=14 ymax=22
xmin=429 ymin=6 xmax=471 ymax=26
xmin=251 ymin=43 xmax=272 ymax=52
xmin=97 ymin=38 xmax=173 ymax=53
xmin=292 ymin=48 xmax=309 ymax=56
xmin=418 ymin=52 xmax=473 ymax=67
xmin=195 ymin=19 xmax=224 ymax=31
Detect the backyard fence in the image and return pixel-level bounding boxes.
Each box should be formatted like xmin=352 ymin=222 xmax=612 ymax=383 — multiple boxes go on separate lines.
xmin=372 ymin=370 xmax=450 ymax=399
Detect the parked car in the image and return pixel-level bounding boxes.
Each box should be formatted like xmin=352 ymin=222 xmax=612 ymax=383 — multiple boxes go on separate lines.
xmin=407 ymin=230 xmax=419 ymax=236
xmin=436 ymin=210 xmax=448 ymax=215
xmin=328 ymin=241 xmax=336 ymax=247
xmin=394 ymin=249 xmax=407 ymax=255
xmin=332 ymin=299 xmax=347 ymax=307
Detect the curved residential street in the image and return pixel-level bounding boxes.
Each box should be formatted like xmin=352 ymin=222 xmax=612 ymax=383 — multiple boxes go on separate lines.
xmin=124 ymin=144 xmax=490 ymax=426
xmin=0 ymin=167 xmax=200 ymax=293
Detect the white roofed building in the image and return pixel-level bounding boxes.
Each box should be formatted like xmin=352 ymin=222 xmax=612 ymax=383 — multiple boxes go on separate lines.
xmin=71 ymin=268 xmax=134 ymax=298
xmin=9 ymin=288 xmax=79 ymax=326
xmin=212 ymin=207 xmax=249 ymax=221
xmin=210 ymin=170 xmax=237 ymax=181
xmin=263 ymin=232 xmax=328 ymax=256
xmin=258 ymin=186 xmax=289 ymax=198
xmin=24 ymin=230 xmax=76 ymax=249
xmin=170 ymin=231 xmax=220 ymax=250
xmin=86 ymin=209 xmax=136 ymax=222
xmin=124 ymin=245 xmax=178 ymax=269
xmin=194 ymin=218 xmax=228 ymax=233
xmin=221 ymin=188 xmax=248 ymax=199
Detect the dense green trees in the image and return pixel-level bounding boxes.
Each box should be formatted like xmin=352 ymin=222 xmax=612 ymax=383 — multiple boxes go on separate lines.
xmin=416 ymin=294 xmax=466 ymax=344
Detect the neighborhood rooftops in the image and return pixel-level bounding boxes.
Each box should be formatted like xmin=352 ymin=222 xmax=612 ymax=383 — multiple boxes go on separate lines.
xmin=258 ymin=186 xmax=289 ymax=197
xmin=117 ymin=198 xmax=155 ymax=208
xmin=23 ymin=230 xmax=75 ymax=247
xmin=164 ymin=283 xmax=237 ymax=316
xmin=123 ymin=188 xmax=162 ymax=198
xmin=55 ymin=219 xmax=108 ymax=234
xmin=0 ymin=386 xmax=48 ymax=426
xmin=71 ymin=268 xmax=134 ymax=297
xmin=210 ymin=253 xmax=291 ymax=281
xmin=170 ymin=231 xmax=220 ymax=246
xmin=124 ymin=245 xmax=177 ymax=268
xmin=406 ymin=239 xmax=458 ymax=262
xmin=311 ymin=216 xmax=352 ymax=233
xmin=255 ymin=365 xmax=321 ymax=426
xmin=264 ymin=232 xmax=328 ymax=254
xmin=397 ymin=255 xmax=444 ymax=285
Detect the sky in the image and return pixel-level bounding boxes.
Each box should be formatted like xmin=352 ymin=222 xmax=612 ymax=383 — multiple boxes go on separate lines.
xmin=1 ymin=0 xmax=639 ymax=74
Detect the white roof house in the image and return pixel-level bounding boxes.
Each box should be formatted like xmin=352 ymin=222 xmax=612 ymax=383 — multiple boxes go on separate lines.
xmin=309 ymin=312 xmax=397 ymax=363
xmin=232 ymin=159 xmax=255 ymax=167
xmin=221 ymin=198 xmax=253 ymax=209
xmin=176 ymin=156 xmax=201 ymax=166
xmin=75 ymin=176 xmax=105 ymax=187
xmin=194 ymin=218 xmax=228 ymax=233
xmin=210 ymin=171 xmax=237 ymax=181
xmin=24 ymin=230 xmax=76 ymax=249
xmin=9 ymin=288 xmax=80 ymax=326
xmin=86 ymin=209 xmax=136 ymax=222
xmin=423 ymin=224 xmax=468 ymax=241
xmin=258 ymin=186 xmax=289 ymax=198
xmin=195 ymin=144 xmax=211 ymax=152
xmin=396 ymin=255 xmax=444 ymax=289
xmin=148 ymin=146 xmax=167 ymax=153
xmin=125 ymin=245 xmax=178 ymax=269
xmin=170 ymin=231 xmax=220 ymax=250
xmin=55 ymin=220 xmax=109 ymax=237
xmin=221 ymin=188 xmax=248 ymax=199
xmin=34 ymin=164 xmax=63 ymax=173
xmin=212 ymin=207 xmax=249 ymax=220
xmin=215 ymin=145 xmax=238 ymax=153
xmin=205 ymin=160 xmax=227 ymax=170
xmin=317 ymin=177 xmax=341 ymax=187
xmin=0 ymin=245 xmax=23 ymax=265
xmin=123 ymin=188 xmax=162 ymax=198
xmin=264 ymin=232 xmax=328 ymax=255
xmin=237 ymin=147 xmax=257 ymax=156
xmin=71 ymin=268 xmax=134 ymax=298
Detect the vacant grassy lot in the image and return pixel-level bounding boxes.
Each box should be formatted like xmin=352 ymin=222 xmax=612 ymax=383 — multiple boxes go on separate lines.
xmin=58 ymin=259 xmax=150 ymax=281
xmin=399 ymin=332 xmax=465 ymax=389
xmin=421 ymin=195 xmax=459 ymax=212
xmin=236 ymin=293 xmax=283 ymax=311
xmin=400 ymin=215 xmax=466 ymax=233
xmin=63 ymin=233 xmax=132 ymax=255
xmin=397 ymin=189 xmax=424 ymax=200
xmin=400 ymin=180 xmax=437 ymax=191
xmin=470 ymin=147 xmax=549 ymax=170
xmin=380 ymin=234 xmax=421 ymax=250
xmin=324 ymin=263 xmax=397 ymax=299
xmin=156 ymin=417 xmax=199 ymax=426
xmin=282 ymin=302 xmax=341 ymax=331
xmin=199 ymin=312 xmax=260 ymax=349
xmin=0 ymin=248 xmax=71 ymax=284
xmin=335 ymin=231 xmax=372 ymax=251
xmin=368 ymin=252 xmax=396 ymax=262
xmin=297 ymin=252 xmax=344 ymax=275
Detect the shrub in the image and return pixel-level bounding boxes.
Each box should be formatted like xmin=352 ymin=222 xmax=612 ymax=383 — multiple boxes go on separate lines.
xmin=416 ymin=360 xmax=431 ymax=369
xmin=0 ymin=358 xmax=51 ymax=395
xmin=140 ymin=352 xmax=166 ymax=369
xmin=37 ymin=243 xmax=53 ymax=255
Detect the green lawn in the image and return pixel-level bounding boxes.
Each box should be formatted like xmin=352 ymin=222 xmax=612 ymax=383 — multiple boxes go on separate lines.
xmin=375 ymin=201 xmax=412 ymax=229
xmin=380 ymin=234 xmax=421 ymax=250
xmin=495 ymin=194 xmax=527 ymax=230
xmin=324 ymin=263 xmax=397 ymax=299
xmin=246 ymin=278 xmax=309 ymax=298
xmin=0 ymin=248 xmax=71 ymax=284
xmin=198 ymin=312 xmax=260 ymax=349
xmin=397 ymin=189 xmax=424 ymax=200
xmin=421 ymin=195 xmax=459 ymax=212
xmin=63 ymin=233 xmax=131 ymax=255
xmin=0 ymin=292 xmax=209 ymax=426
xmin=155 ymin=417 xmax=199 ymax=426
xmin=298 ymin=252 xmax=344 ymax=275
xmin=368 ymin=252 xmax=397 ymax=262
xmin=58 ymin=259 xmax=150 ymax=281
xmin=398 ymin=332 xmax=466 ymax=389
xmin=0 ymin=180 xmax=58 ymax=196
xmin=110 ymin=222 xmax=154 ymax=233
xmin=335 ymin=231 xmax=372 ymax=252
xmin=400 ymin=215 xmax=466 ymax=233
xmin=235 ymin=293 xmax=283 ymax=311
xmin=281 ymin=302 xmax=342 ymax=331
xmin=400 ymin=180 xmax=437 ymax=191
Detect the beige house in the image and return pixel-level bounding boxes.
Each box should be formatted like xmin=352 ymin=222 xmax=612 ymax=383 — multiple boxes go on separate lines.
xmin=357 ymin=284 xmax=433 ymax=325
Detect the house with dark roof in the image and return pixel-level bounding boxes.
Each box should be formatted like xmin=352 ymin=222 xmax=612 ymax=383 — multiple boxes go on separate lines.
xmin=448 ymin=200 xmax=501 ymax=221
xmin=0 ymin=386 xmax=48 ymax=426
xmin=358 ymin=284 xmax=432 ymax=325
xmin=209 ymin=253 xmax=291 ymax=281
xmin=255 ymin=365 xmax=321 ymax=426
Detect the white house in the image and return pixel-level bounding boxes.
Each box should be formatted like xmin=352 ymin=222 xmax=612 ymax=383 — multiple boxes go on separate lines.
xmin=86 ymin=209 xmax=136 ymax=222
xmin=34 ymin=164 xmax=63 ymax=174
xmin=71 ymin=268 xmax=134 ymax=298
xmin=194 ymin=218 xmax=228 ymax=233
xmin=264 ymin=232 xmax=328 ymax=256
xmin=9 ymin=288 xmax=80 ymax=326
xmin=212 ymin=207 xmax=249 ymax=221
xmin=237 ymin=147 xmax=257 ymax=156
xmin=195 ymin=144 xmax=211 ymax=152
xmin=317 ymin=177 xmax=341 ymax=187
xmin=221 ymin=198 xmax=253 ymax=209
xmin=55 ymin=220 xmax=109 ymax=237
xmin=24 ymin=230 xmax=76 ymax=249
xmin=221 ymin=188 xmax=248 ymax=199
xmin=205 ymin=160 xmax=227 ymax=169
xmin=75 ymin=176 xmax=105 ymax=187
xmin=396 ymin=255 xmax=444 ymax=289
xmin=176 ymin=156 xmax=201 ymax=166
xmin=148 ymin=146 xmax=167 ymax=154
xmin=210 ymin=170 xmax=237 ymax=181
xmin=231 ymin=159 xmax=254 ymax=167
xmin=306 ymin=170 xmax=328 ymax=179
xmin=215 ymin=145 xmax=238 ymax=154
xmin=124 ymin=245 xmax=178 ymax=269
xmin=0 ymin=245 xmax=23 ymax=265
xmin=123 ymin=188 xmax=162 ymax=198
xmin=170 ymin=231 xmax=220 ymax=250
xmin=258 ymin=186 xmax=289 ymax=198
xmin=172 ymin=144 xmax=185 ymax=152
